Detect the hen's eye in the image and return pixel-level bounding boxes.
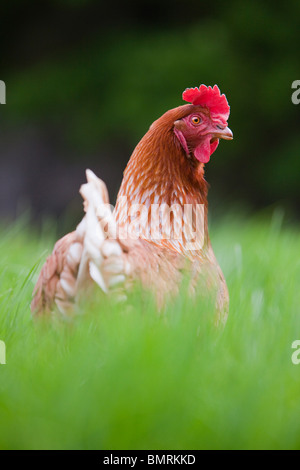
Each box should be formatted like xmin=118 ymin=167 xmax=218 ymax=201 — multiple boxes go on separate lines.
xmin=191 ymin=116 xmax=201 ymax=125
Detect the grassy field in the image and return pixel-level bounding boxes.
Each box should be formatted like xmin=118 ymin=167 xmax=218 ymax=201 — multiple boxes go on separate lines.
xmin=0 ymin=210 xmax=300 ymax=450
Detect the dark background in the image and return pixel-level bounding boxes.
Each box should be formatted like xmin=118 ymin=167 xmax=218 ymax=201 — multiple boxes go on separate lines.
xmin=0 ymin=0 xmax=299 ymax=233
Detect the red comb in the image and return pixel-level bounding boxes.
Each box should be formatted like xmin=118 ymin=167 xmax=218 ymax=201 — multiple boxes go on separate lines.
xmin=182 ymin=84 xmax=230 ymax=120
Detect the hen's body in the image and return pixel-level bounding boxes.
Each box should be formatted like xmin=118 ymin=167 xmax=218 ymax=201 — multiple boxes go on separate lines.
xmin=31 ymin=86 xmax=232 ymax=324
xmin=116 ymin=105 xmax=208 ymax=253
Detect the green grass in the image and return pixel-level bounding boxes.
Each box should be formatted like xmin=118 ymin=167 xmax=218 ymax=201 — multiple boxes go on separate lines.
xmin=1 ymin=210 xmax=300 ymax=450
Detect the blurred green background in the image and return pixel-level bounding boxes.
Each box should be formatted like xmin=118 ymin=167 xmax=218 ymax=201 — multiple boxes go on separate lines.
xmin=0 ymin=0 xmax=299 ymax=229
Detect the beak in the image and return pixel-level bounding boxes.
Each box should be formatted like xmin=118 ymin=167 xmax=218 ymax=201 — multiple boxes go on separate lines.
xmin=212 ymin=125 xmax=233 ymax=140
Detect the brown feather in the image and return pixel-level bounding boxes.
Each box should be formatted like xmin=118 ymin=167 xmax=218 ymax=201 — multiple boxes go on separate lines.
xmin=31 ymin=103 xmax=229 ymax=324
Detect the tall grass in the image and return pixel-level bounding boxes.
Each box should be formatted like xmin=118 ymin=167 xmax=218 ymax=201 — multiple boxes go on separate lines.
xmin=0 ymin=211 xmax=300 ymax=450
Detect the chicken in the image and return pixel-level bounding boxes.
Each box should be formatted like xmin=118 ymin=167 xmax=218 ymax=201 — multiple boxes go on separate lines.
xmin=31 ymin=84 xmax=233 ymax=324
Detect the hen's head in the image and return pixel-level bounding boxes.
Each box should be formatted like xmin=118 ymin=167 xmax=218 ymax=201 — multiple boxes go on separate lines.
xmin=173 ymin=84 xmax=233 ymax=164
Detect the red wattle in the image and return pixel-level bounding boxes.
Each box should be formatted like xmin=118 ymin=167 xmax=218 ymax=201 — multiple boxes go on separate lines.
xmin=210 ymin=139 xmax=219 ymax=155
xmin=193 ymin=137 xmax=219 ymax=163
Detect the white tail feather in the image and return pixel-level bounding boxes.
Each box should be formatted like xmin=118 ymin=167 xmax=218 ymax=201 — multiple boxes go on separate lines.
xmin=48 ymin=169 xmax=127 ymax=314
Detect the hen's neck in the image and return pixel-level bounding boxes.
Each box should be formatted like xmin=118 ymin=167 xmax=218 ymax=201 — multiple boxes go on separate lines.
xmin=115 ymin=118 xmax=209 ymax=254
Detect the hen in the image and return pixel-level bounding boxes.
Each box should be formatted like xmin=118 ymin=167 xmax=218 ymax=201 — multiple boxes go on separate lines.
xmin=31 ymin=84 xmax=233 ymax=324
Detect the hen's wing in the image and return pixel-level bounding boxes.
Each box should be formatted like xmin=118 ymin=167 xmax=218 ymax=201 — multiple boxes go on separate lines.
xmin=31 ymin=231 xmax=78 ymax=314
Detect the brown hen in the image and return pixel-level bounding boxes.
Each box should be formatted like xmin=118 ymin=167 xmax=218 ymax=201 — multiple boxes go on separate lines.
xmin=31 ymin=84 xmax=233 ymax=324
